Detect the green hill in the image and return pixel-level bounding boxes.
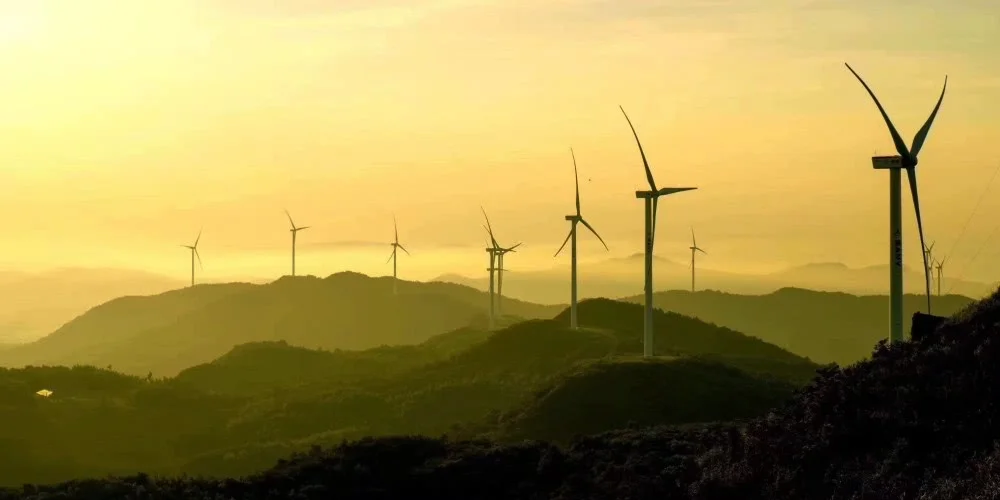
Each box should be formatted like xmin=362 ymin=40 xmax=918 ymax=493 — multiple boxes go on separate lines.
xmin=0 ymin=297 xmax=819 ymax=487
xmin=621 ymin=287 xmax=978 ymax=365
xmin=0 ymin=273 xmax=562 ymax=377
xmin=491 ymin=358 xmax=798 ymax=444
xmin=171 ymin=326 xmax=493 ymax=397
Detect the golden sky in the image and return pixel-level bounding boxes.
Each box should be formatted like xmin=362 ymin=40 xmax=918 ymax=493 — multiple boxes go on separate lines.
xmin=0 ymin=0 xmax=998 ymax=284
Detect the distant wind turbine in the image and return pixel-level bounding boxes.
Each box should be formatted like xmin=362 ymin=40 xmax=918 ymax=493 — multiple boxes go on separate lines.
xmin=845 ymin=62 xmax=947 ymax=342
xmin=285 ymin=210 xmax=310 ymax=277
xmin=620 ymin=106 xmax=697 ymax=358
xmin=934 ymin=257 xmax=946 ymax=296
xmin=923 ymin=241 xmax=936 ymax=299
xmin=482 ymin=227 xmax=498 ymax=330
xmin=495 ymin=243 xmax=520 ymax=317
xmin=181 ymin=229 xmax=203 ymax=287
xmin=386 ymin=216 xmax=410 ymax=295
xmin=482 ymin=207 xmax=519 ymax=321
xmin=554 ymin=148 xmax=608 ymax=329
xmin=689 ymin=228 xmax=706 ymax=292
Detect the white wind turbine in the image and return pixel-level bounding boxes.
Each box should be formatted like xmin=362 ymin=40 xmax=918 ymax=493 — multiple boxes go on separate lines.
xmin=181 ymin=229 xmax=203 ymax=287
xmin=385 ymin=216 xmax=410 ymax=295
xmin=554 ymin=148 xmax=608 ymax=329
xmin=620 ymin=106 xmax=697 ymax=358
xmin=285 ymin=210 xmax=310 ymax=277
xmin=846 ymin=62 xmax=947 ymax=342
xmin=689 ymin=228 xmax=706 ymax=292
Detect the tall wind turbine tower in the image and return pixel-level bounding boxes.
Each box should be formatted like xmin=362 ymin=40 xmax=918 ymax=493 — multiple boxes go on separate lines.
xmin=620 ymin=106 xmax=697 ymax=358
xmin=494 ymin=243 xmax=520 ymax=317
xmin=481 ymin=210 xmax=501 ymax=330
xmin=924 ymin=241 xmax=936 ymax=293
xmin=846 ymin=62 xmax=947 ymax=342
xmin=483 ymin=228 xmax=498 ymax=330
xmin=181 ymin=229 xmax=203 ymax=287
xmin=689 ymin=228 xmax=706 ymax=292
xmin=482 ymin=208 xmax=519 ymax=320
xmin=386 ymin=216 xmax=410 ymax=295
xmin=285 ymin=210 xmax=310 ymax=277
xmin=934 ymin=257 xmax=946 ymax=296
xmin=555 ymin=148 xmax=609 ymax=329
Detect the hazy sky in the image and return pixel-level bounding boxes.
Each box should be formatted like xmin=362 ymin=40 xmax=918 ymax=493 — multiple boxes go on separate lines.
xmin=1 ymin=0 xmax=998 ymax=284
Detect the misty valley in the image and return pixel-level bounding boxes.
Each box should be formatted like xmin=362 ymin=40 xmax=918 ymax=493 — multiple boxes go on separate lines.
xmin=0 ymin=272 xmax=997 ymax=499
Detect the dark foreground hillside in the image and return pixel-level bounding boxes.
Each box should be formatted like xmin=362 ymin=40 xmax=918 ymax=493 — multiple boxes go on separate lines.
xmin=4 ymin=288 xmax=999 ymax=498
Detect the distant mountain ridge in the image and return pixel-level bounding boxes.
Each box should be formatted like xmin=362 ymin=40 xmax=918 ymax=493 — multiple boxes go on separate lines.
xmin=0 ymin=267 xmax=185 ymax=344
xmin=0 ymin=272 xmax=562 ymax=377
xmin=432 ymin=258 xmax=994 ymax=304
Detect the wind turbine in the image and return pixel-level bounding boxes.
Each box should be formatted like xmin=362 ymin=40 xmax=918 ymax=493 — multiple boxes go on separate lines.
xmin=555 ymin=148 xmax=609 ymax=329
xmin=620 ymin=106 xmax=697 ymax=358
xmin=495 ymin=242 xmax=520 ymax=317
xmin=923 ymin=241 xmax=936 ymax=297
xmin=285 ymin=210 xmax=310 ymax=277
xmin=689 ymin=228 xmax=706 ymax=292
xmin=482 ymin=226 xmax=498 ymax=330
xmin=385 ymin=216 xmax=410 ymax=295
xmin=181 ymin=229 xmax=203 ymax=287
xmin=845 ymin=62 xmax=947 ymax=342
xmin=934 ymin=257 xmax=946 ymax=296
xmin=482 ymin=208 xmax=519 ymax=320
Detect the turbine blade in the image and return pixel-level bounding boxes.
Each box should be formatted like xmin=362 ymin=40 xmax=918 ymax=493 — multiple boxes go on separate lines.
xmin=386 ymin=249 xmax=395 ymax=264
xmin=571 ymin=147 xmax=581 ymax=216
xmin=554 ymin=228 xmax=573 ymax=257
xmin=579 ymin=218 xmax=609 ymax=251
xmin=482 ymin=224 xmax=499 ymax=249
xmin=298 ymin=226 xmax=310 ymax=231
xmin=284 ymin=209 xmax=295 ymax=230
xmin=619 ymin=106 xmax=657 ymax=192
xmin=508 ymin=242 xmax=522 ymax=251
xmin=194 ymin=228 xmax=202 ymax=248
xmin=697 ymin=247 xmax=707 ymax=255
xmin=691 ymin=227 xmax=696 ymax=247
xmin=910 ymin=75 xmax=948 ymax=158
xmin=481 ymin=207 xmax=499 ymax=248
xmin=906 ymin=168 xmax=933 ymax=310
xmin=393 ymin=215 xmax=398 ymax=243
xmin=398 ymin=244 xmax=410 ymax=256
xmin=844 ymin=63 xmax=912 ymax=159
xmin=194 ymin=248 xmax=203 ymax=270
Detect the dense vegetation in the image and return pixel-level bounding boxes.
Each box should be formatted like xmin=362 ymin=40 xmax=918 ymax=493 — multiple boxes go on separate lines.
xmin=0 ymin=298 xmax=814 ymax=488
xmin=2 ymin=285 xmax=997 ymax=498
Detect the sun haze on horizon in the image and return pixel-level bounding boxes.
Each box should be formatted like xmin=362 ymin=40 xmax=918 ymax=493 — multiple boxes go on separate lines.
xmin=0 ymin=0 xmax=998 ymax=284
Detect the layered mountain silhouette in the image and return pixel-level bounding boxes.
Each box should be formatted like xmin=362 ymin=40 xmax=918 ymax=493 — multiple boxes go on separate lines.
xmin=623 ymin=287 xmax=978 ymax=365
xmin=0 ymin=298 xmax=814 ymax=486
xmin=7 ymin=278 xmax=1000 ymax=498
xmin=435 ymin=258 xmax=995 ymax=304
xmin=0 ymin=267 xmax=185 ymax=344
xmin=0 ymin=272 xmax=561 ymax=377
